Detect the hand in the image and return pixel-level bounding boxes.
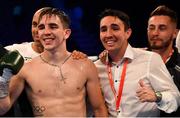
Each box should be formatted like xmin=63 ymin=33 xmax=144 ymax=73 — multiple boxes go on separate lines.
xmin=0 ymin=50 xmax=24 ymax=98
xmin=0 ymin=50 xmax=24 ymax=74
xmin=136 ymin=79 xmax=157 ymax=102
xmin=71 ymin=50 xmax=87 ymax=60
xmin=99 ymin=50 xmax=108 ymax=64
xmin=0 ymin=47 xmax=24 ymax=98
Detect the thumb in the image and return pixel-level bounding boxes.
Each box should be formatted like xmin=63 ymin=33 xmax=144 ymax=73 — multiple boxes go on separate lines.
xmin=139 ymin=79 xmax=145 ymax=87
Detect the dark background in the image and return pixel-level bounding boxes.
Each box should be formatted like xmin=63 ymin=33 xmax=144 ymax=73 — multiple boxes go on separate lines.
xmin=0 ymin=0 xmax=179 ymax=56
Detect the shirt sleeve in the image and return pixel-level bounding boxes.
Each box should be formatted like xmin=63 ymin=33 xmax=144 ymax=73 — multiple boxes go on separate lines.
xmin=148 ymin=52 xmax=180 ymax=113
xmin=5 ymin=45 xmax=14 ymax=51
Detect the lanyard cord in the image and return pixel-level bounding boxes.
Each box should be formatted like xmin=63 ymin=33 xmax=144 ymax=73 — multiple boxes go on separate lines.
xmin=107 ymin=59 xmax=128 ymax=111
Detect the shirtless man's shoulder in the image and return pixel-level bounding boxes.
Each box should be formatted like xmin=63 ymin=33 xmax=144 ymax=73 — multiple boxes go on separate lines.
xmin=16 ymin=56 xmax=42 ymax=84
xmin=72 ymin=58 xmax=97 ymax=71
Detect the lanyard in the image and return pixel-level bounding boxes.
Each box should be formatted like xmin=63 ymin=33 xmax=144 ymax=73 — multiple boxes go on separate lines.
xmin=107 ymin=59 xmax=128 ymax=111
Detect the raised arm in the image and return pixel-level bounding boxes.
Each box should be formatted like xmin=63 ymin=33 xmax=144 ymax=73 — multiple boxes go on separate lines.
xmin=0 ymin=48 xmax=24 ymax=115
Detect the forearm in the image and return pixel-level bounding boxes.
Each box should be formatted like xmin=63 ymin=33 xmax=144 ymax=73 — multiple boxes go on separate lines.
xmin=0 ymin=96 xmax=11 ymax=115
xmin=0 ymin=47 xmax=24 ymax=115
xmin=94 ymin=105 xmax=108 ymax=117
xmin=157 ymin=91 xmax=180 ymax=113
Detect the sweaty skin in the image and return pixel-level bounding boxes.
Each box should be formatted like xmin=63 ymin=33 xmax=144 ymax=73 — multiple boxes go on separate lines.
xmin=9 ymin=55 xmax=102 ymax=116
xmin=0 ymin=8 xmax=107 ymax=117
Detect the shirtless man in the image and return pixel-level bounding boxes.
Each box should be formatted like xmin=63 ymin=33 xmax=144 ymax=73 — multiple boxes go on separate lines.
xmin=0 ymin=7 xmax=107 ymax=117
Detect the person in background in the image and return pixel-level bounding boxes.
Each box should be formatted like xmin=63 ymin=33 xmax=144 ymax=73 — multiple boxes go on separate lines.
xmin=147 ymin=5 xmax=180 ymax=117
xmin=95 ymin=9 xmax=180 ymax=117
xmin=5 ymin=8 xmax=45 ymax=61
xmin=0 ymin=7 xmax=108 ymax=117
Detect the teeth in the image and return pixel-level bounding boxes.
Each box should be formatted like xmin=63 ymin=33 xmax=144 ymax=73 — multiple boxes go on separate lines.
xmin=44 ymin=38 xmax=52 ymax=40
xmin=107 ymin=40 xmax=114 ymax=45
xmin=44 ymin=38 xmax=52 ymax=43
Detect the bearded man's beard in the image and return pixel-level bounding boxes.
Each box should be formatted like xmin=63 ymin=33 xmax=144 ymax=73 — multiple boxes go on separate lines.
xmin=149 ymin=38 xmax=172 ymax=50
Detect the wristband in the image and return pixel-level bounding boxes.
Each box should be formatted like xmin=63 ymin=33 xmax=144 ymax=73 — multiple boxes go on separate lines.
xmin=0 ymin=77 xmax=9 ymax=98
xmin=0 ymin=68 xmax=12 ymax=98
